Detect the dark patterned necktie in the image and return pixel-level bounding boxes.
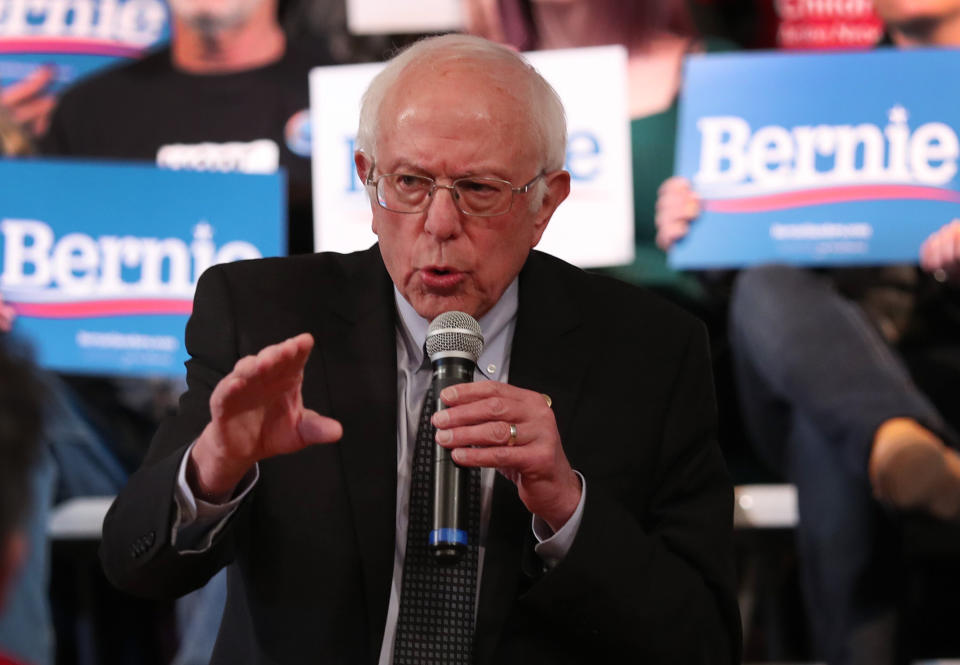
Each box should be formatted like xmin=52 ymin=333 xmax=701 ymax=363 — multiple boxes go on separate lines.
xmin=394 ymin=384 xmax=481 ymax=665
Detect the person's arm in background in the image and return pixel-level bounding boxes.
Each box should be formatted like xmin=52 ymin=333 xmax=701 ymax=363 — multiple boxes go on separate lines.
xmin=654 ymin=176 xmax=700 ymax=252
xmin=921 ymin=219 xmax=960 ymax=283
xmin=655 ymin=175 xmax=738 ymax=308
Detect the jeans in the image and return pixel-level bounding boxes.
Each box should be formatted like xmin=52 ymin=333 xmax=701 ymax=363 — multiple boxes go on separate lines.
xmin=0 ymin=370 xmax=227 ymax=665
xmin=728 ymin=265 xmax=951 ymax=665
xmin=0 ymin=372 xmax=128 ymax=665
xmin=172 ymin=569 xmax=227 ymax=665
xmin=0 ymin=451 xmax=56 ymax=665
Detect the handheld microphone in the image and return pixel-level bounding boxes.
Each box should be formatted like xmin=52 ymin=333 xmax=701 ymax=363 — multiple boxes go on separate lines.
xmin=425 ymin=311 xmax=484 ymax=564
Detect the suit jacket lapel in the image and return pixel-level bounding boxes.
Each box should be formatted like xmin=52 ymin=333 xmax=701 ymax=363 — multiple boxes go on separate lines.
xmin=314 ymin=246 xmax=398 ymax=662
xmin=474 ymin=251 xmax=587 ymax=664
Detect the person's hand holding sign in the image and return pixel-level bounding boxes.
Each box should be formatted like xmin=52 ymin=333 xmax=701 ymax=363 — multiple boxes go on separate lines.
xmin=655 ymin=176 xmax=700 ymax=251
xmin=0 ymin=66 xmax=57 ymax=138
xmin=920 ymin=219 xmax=960 ymax=284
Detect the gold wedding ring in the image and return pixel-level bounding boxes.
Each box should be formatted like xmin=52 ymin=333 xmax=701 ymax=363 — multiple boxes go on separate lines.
xmin=542 ymin=393 xmax=553 ymax=409
xmin=508 ymin=423 xmax=518 ymax=446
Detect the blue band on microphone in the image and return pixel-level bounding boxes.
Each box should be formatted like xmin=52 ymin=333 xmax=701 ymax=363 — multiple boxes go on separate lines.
xmin=429 ymin=528 xmax=468 ymax=546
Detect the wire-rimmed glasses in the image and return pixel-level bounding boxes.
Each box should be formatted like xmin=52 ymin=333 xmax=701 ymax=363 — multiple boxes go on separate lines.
xmin=364 ymin=160 xmax=545 ymax=217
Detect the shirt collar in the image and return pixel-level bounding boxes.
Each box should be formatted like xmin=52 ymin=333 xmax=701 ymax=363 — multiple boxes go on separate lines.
xmin=394 ymin=279 xmax=520 ymax=374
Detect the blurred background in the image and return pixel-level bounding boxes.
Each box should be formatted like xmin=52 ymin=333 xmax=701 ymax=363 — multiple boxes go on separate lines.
xmin=2 ymin=0 xmax=960 ymax=664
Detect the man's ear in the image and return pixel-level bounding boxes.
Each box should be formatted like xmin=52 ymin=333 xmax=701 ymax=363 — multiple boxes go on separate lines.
xmin=355 ymin=151 xmax=380 ymax=232
xmin=0 ymin=532 xmax=26 ymax=610
xmin=354 ymin=151 xmax=372 ymax=186
xmin=530 ymin=170 xmax=571 ymax=248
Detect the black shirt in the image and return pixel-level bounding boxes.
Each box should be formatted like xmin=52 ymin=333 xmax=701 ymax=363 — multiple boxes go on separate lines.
xmin=42 ymin=41 xmax=331 ymax=255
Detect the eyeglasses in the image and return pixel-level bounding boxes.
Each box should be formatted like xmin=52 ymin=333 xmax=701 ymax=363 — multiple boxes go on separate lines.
xmin=364 ymin=160 xmax=545 ymax=217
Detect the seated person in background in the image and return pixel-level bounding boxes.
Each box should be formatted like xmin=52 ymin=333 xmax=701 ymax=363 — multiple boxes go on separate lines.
xmin=659 ymin=186 xmax=960 ymax=665
xmin=99 ymin=33 xmax=740 ymax=664
xmin=655 ymin=3 xmax=960 ymax=659
xmin=0 ymin=341 xmax=46 ymax=665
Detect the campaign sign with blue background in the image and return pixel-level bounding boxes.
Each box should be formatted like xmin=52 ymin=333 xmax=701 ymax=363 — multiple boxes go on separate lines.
xmin=0 ymin=0 xmax=169 ymax=91
xmin=0 ymin=158 xmax=284 ymax=376
xmin=671 ymin=48 xmax=960 ymax=269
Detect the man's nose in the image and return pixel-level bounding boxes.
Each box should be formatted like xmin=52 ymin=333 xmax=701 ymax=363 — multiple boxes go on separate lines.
xmin=422 ymin=185 xmax=463 ymax=240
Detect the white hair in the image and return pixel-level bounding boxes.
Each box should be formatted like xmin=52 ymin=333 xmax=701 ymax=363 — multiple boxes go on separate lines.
xmin=356 ymin=34 xmax=567 ymax=174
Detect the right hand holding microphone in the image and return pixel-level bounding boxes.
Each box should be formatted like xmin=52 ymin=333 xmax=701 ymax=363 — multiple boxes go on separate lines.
xmin=654 ymin=176 xmax=701 ymax=251
xmin=188 ymin=333 xmax=343 ymax=502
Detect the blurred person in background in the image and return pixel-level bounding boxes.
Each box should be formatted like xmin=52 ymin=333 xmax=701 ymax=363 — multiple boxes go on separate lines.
xmin=466 ymin=0 xmax=735 ymax=297
xmin=5 ymin=0 xmax=335 ymax=659
xmin=655 ymin=1 xmax=960 ymax=662
xmin=40 ymin=0 xmax=333 ymax=256
xmin=40 ymin=0 xmax=335 ymax=659
xmin=0 ymin=339 xmax=45 ymax=665
xmin=462 ymin=0 xmax=766 ymax=487
xmin=0 ymin=109 xmax=129 ymax=665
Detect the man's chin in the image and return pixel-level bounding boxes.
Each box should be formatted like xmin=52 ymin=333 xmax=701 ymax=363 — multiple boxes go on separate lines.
xmin=408 ymin=291 xmax=482 ymax=322
xmin=183 ymin=10 xmax=246 ymax=35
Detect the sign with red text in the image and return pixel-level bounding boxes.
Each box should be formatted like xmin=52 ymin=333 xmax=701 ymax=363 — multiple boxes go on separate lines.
xmin=775 ymin=0 xmax=882 ymax=49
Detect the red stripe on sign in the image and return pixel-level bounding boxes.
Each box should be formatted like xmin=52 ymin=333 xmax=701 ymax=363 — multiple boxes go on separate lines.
xmin=0 ymin=38 xmax=143 ymax=58
xmin=703 ymin=185 xmax=960 ymax=213
xmin=10 ymin=299 xmax=193 ymax=318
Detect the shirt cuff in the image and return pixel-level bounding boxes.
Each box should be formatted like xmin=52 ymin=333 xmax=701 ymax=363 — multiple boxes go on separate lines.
xmin=171 ymin=440 xmax=259 ymax=553
xmin=531 ymin=470 xmax=586 ymax=569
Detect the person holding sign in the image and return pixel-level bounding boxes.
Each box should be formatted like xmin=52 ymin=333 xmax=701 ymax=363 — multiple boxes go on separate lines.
xmin=660 ymin=181 xmax=960 ymax=663
xmin=99 ymin=34 xmax=740 ymax=664
xmin=40 ymin=0 xmax=332 ymax=256
xmin=655 ymin=1 xmax=960 ymax=656
xmin=21 ymin=0 xmax=333 ymax=660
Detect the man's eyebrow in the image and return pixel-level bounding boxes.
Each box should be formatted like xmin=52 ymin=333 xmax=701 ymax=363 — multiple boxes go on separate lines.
xmin=384 ymin=160 xmax=430 ymax=175
xmin=385 ymin=160 xmax=514 ymax=181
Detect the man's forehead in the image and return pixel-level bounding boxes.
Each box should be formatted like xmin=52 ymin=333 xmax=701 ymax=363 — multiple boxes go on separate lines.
xmin=379 ymin=63 xmax=529 ymax=135
xmin=387 ymin=56 xmax=527 ymax=111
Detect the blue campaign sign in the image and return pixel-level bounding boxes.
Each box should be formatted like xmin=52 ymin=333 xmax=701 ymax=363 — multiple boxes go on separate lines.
xmin=0 ymin=0 xmax=169 ymax=91
xmin=670 ymin=48 xmax=960 ymax=269
xmin=0 ymin=158 xmax=285 ymax=376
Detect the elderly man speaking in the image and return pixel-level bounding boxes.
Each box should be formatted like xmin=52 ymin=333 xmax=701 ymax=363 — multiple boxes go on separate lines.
xmin=100 ymin=34 xmax=740 ymax=665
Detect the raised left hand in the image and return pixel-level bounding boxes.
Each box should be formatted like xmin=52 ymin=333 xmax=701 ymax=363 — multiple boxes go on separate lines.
xmin=432 ymin=381 xmax=581 ymax=532
xmin=920 ymin=219 xmax=960 ymax=283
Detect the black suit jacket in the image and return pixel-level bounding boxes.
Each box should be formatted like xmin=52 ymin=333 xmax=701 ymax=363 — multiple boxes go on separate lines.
xmin=100 ymin=246 xmax=740 ymax=664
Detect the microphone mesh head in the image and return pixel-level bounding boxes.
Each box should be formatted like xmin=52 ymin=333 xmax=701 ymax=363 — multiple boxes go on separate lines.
xmin=426 ymin=311 xmax=484 ymax=363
